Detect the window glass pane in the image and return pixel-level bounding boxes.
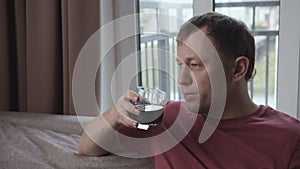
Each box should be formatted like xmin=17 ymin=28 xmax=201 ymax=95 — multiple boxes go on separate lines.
xmin=215 ymin=0 xmax=280 ymax=108
xmin=255 ymin=6 xmax=279 ymax=30
xmin=138 ymin=0 xmax=193 ymax=100
xmin=215 ymin=7 xmax=253 ymax=28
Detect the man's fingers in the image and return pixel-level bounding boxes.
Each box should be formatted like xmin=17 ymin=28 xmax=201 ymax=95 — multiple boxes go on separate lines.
xmin=113 ymin=90 xmax=143 ymax=128
xmin=125 ymin=90 xmax=140 ymax=102
xmin=120 ymin=115 xmax=137 ymax=128
xmin=139 ymin=97 xmax=150 ymax=104
xmin=122 ymin=97 xmax=141 ymax=116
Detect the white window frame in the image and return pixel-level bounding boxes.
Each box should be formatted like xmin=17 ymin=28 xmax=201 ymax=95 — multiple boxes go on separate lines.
xmin=193 ymin=0 xmax=213 ymax=15
xmin=277 ymin=0 xmax=300 ymax=118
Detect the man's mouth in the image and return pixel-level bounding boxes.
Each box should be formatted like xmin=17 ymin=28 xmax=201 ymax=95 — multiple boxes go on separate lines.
xmin=183 ymin=92 xmax=196 ymax=96
xmin=182 ymin=91 xmax=198 ymax=100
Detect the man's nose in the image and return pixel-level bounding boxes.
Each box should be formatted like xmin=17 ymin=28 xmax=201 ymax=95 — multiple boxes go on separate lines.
xmin=177 ymin=65 xmax=193 ymax=85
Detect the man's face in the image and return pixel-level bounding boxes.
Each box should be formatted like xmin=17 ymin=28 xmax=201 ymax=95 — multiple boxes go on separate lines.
xmin=176 ymin=29 xmax=227 ymax=114
xmin=177 ymin=44 xmax=211 ymax=114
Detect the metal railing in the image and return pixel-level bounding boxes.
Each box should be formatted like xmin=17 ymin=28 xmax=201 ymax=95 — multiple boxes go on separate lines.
xmin=139 ymin=33 xmax=179 ymax=100
xmin=138 ymin=1 xmax=191 ymax=100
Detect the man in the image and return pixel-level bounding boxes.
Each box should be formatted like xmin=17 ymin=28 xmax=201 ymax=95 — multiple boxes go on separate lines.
xmin=78 ymin=12 xmax=300 ymax=168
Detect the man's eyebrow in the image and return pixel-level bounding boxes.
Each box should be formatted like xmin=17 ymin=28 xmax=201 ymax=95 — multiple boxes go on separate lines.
xmin=176 ymin=56 xmax=201 ymax=63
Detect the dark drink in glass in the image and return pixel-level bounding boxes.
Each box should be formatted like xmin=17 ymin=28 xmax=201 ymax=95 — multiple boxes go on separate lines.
xmin=129 ymin=104 xmax=164 ymax=130
xmin=130 ymin=87 xmax=167 ymax=130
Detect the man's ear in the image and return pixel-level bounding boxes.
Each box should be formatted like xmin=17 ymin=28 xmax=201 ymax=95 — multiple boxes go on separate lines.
xmin=232 ymin=56 xmax=249 ymax=81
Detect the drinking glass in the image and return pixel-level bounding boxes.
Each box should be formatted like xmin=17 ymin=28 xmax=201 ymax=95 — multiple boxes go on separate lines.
xmin=129 ymin=87 xmax=167 ymax=130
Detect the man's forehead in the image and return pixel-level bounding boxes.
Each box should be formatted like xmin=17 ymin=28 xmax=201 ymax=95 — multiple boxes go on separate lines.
xmin=177 ymin=28 xmax=219 ymax=62
xmin=184 ymin=29 xmax=211 ymax=48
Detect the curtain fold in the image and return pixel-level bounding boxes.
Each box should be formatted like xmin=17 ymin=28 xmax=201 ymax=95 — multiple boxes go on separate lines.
xmin=0 ymin=0 xmax=10 ymax=111
xmin=0 ymin=0 xmax=101 ymax=115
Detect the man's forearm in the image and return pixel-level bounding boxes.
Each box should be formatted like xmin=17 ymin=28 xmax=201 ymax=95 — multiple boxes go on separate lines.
xmin=78 ymin=108 xmax=121 ymax=156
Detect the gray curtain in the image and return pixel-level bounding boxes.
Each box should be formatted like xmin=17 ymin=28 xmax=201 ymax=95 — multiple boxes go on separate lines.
xmin=0 ymin=0 xmax=101 ymax=115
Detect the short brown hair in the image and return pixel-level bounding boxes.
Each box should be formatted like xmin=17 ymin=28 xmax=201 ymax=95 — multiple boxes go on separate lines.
xmin=177 ymin=12 xmax=255 ymax=81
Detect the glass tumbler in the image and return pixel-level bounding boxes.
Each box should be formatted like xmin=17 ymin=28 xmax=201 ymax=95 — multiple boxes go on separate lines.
xmin=129 ymin=87 xmax=167 ymax=130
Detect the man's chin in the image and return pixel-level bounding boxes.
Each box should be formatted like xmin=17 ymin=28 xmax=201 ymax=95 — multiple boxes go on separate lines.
xmin=185 ymin=101 xmax=200 ymax=114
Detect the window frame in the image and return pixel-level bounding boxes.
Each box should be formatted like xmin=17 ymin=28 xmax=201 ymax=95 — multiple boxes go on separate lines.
xmin=276 ymin=0 xmax=300 ymax=118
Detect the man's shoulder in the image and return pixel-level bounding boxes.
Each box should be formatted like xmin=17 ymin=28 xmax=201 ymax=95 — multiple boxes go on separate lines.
xmin=262 ymin=105 xmax=300 ymax=136
xmin=263 ymin=105 xmax=300 ymax=124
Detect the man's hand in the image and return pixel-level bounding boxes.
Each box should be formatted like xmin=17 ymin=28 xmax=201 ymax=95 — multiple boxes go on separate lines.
xmin=109 ymin=90 xmax=142 ymax=128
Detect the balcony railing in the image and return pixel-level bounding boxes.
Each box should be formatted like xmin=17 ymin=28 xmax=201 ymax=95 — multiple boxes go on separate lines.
xmin=139 ymin=33 xmax=179 ymax=100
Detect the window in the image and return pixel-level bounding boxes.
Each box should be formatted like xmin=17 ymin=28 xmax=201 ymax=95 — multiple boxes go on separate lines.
xmin=214 ymin=0 xmax=280 ymax=108
xmin=138 ymin=0 xmax=193 ymax=100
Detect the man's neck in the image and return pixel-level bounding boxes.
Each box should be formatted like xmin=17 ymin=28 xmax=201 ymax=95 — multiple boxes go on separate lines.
xmin=221 ymin=85 xmax=259 ymax=120
xmin=222 ymin=100 xmax=258 ymax=120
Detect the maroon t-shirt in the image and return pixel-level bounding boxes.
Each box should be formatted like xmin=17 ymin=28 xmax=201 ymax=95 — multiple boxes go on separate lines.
xmin=119 ymin=101 xmax=300 ymax=169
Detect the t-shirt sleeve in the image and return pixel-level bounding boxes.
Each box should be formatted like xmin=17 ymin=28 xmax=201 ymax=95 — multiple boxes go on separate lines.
xmin=289 ymin=140 xmax=300 ymax=169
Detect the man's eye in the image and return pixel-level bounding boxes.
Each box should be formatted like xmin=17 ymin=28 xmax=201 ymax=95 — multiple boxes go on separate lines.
xmin=189 ymin=63 xmax=201 ymax=69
